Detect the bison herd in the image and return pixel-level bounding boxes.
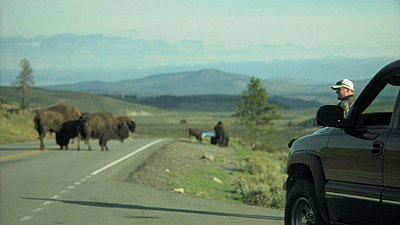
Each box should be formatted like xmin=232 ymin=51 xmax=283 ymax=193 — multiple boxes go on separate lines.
xmin=189 ymin=121 xmax=229 ymax=147
xmin=34 ymin=103 xmax=228 ymax=151
xmin=34 ymin=104 xmax=136 ymax=151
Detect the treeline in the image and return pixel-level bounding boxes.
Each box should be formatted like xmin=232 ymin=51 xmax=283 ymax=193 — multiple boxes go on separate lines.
xmin=288 ymin=118 xmax=319 ymax=128
xmin=135 ymin=95 xmax=241 ymax=109
xmin=101 ymin=94 xmax=240 ymax=111
xmin=100 ymin=94 xmax=321 ymax=111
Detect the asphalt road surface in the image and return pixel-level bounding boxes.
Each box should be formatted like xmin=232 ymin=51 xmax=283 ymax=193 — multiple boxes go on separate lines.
xmin=0 ymin=138 xmax=284 ymax=225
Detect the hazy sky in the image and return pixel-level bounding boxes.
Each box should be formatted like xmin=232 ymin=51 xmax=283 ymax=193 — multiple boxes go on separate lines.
xmin=1 ymin=0 xmax=399 ymax=75
xmin=2 ymin=0 xmax=399 ymax=45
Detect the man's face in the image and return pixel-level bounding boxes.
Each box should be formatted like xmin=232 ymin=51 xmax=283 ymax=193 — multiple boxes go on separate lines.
xmin=336 ymin=87 xmax=351 ymax=100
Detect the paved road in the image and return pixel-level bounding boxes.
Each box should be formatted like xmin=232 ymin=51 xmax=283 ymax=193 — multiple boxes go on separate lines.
xmin=0 ymin=138 xmax=284 ymax=225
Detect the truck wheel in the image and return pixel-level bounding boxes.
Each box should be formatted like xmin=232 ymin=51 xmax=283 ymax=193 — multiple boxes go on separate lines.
xmin=285 ymin=179 xmax=326 ymax=225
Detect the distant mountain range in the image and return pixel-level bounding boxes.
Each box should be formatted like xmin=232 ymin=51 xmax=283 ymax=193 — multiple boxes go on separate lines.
xmin=2 ymin=56 xmax=394 ymax=87
xmin=41 ymin=69 xmax=251 ymax=95
xmin=1 ymin=67 xmax=372 ymax=111
xmin=40 ymin=68 xmax=369 ymax=101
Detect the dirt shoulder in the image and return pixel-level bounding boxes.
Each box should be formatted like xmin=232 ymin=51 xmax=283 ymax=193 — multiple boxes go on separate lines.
xmin=126 ymin=139 xmax=238 ymax=193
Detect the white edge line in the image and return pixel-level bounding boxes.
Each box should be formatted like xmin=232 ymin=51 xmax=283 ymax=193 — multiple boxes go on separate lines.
xmin=91 ymin=139 xmax=166 ymax=176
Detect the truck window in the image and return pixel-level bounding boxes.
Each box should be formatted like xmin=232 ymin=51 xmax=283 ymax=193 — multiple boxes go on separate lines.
xmin=358 ymin=84 xmax=400 ymax=126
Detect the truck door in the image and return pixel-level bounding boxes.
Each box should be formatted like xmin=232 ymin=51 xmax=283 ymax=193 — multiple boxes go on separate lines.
xmin=324 ymin=83 xmax=400 ymax=225
xmin=382 ymin=99 xmax=400 ymax=225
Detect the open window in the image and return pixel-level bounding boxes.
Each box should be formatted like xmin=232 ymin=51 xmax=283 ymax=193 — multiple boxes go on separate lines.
xmin=357 ymin=82 xmax=400 ymax=127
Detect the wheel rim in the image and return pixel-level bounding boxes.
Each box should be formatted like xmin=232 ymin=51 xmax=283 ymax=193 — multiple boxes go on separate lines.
xmin=291 ymin=197 xmax=314 ymax=225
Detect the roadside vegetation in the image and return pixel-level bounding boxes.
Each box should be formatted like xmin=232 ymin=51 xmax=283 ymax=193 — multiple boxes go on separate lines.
xmin=131 ymin=111 xmax=317 ymax=209
xmin=0 ymin=107 xmax=37 ymax=144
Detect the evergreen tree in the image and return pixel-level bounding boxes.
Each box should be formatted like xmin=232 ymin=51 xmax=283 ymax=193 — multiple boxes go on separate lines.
xmin=14 ymin=58 xmax=34 ymax=109
xmin=234 ymin=77 xmax=280 ymax=150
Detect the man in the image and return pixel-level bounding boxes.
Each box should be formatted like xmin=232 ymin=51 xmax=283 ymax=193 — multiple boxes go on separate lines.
xmin=331 ymin=79 xmax=355 ymax=115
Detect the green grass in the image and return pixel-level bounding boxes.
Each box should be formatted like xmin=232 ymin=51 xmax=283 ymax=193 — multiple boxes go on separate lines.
xmin=171 ymin=167 xmax=241 ymax=203
xmin=167 ymin=140 xmax=290 ymax=209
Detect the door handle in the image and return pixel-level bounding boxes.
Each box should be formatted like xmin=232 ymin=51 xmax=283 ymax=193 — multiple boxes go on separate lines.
xmin=370 ymin=141 xmax=383 ymax=156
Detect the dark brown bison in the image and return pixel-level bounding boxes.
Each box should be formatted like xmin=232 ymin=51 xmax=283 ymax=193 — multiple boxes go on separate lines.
xmin=56 ymin=115 xmax=136 ymax=151
xmin=56 ymin=119 xmax=81 ymax=150
xmin=116 ymin=116 xmax=136 ymax=133
xmin=188 ymin=128 xmax=203 ymax=143
xmin=34 ymin=104 xmax=81 ymax=150
xmin=214 ymin=121 xmax=229 ymax=147
xmin=79 ymin=111 xmax=134 ymax=151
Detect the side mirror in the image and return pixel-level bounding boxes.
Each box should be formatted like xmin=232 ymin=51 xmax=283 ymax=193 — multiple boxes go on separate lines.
xmin=316 ymin=105 xmax=345 ymax=127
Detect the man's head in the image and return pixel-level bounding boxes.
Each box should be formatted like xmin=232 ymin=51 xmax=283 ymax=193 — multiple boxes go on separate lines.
xmin=331 ymin=79 xmax=354 ymax=100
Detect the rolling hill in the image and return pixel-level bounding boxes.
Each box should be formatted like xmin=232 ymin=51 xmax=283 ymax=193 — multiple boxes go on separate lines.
xmin=0 ymin=87 xmax=161 ymax=116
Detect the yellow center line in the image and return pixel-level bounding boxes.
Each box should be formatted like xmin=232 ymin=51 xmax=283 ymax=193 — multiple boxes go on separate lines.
xmin=0 ymin=150 xmax=47 ymax=161
xmin=0 ymin=141 xmax=81 ymax=161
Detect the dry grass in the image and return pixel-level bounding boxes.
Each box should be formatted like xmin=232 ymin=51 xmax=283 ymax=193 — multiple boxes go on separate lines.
xmin=0 ymin=108 xmax=38 ymax=144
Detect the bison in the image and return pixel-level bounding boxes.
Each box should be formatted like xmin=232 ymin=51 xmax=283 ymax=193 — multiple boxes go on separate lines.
xmin=214 ymin=121 xmax=229 ymax=147
xmin=56 ymin=119 xmax=81 ymax=150
xmin=188 ymin=128 xmax=202 ymax=143
xmin=116 ymin=116 xmax=136 ymax=133
xmin=34 ymin=104 xmax=81 ymax=150
xmin=55 ymin=115 xmax=136 ymax=151
xmin=79 ymin=111 xmax=135 ymax=151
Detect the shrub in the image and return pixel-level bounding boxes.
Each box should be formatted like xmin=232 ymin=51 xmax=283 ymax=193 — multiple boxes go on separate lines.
xmin=235 ymin=151 xmax=287 ymax=209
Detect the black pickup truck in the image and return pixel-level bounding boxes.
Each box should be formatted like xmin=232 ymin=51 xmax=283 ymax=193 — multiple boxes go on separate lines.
xmin=284 ymin=59 xmax=400 ymax=225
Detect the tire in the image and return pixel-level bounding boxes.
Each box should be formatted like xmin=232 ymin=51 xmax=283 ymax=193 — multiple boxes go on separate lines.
xmin=284 ymin=179 xmax=327 ymax=225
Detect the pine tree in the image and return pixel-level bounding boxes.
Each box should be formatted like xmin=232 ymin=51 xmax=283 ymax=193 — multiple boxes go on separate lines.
xmin=14 ymin=58 xmax=34 ymax=109
xmin=234 ymin=77 xmax=280 ymax=150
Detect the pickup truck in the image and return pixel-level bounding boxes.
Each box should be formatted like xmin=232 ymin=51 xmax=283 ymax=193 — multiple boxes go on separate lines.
xmin=284 ymin=59 xmax=400 ymax=225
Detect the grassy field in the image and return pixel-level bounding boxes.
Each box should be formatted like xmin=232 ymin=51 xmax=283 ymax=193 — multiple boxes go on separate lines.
xmin=0 ymin=86 xmax=318 ymax=145
xmin=0 ymin=102 xmax=317 ymax=146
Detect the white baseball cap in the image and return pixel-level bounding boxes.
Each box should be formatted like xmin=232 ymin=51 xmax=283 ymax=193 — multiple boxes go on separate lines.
xmin=331 ymin=79 xmax=355 ymax=91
